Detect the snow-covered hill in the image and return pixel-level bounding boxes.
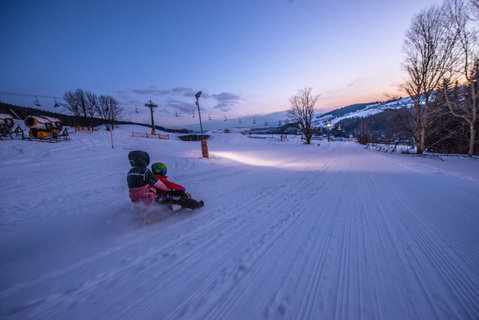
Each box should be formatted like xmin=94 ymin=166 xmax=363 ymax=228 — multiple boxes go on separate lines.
xmin=314 ymin=97 xmax=414 ymax=127
xmin=1 ymin=125 xmax=478 ymax=319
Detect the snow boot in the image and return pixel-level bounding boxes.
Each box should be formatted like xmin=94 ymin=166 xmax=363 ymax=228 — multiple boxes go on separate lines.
xmin=185 ymin=199 xmax=203 ymax=210
xmin=174 ymin=198 xmax=203 ymax=210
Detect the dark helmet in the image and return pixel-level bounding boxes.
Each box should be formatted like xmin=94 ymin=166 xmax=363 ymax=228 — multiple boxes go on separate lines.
xmin=128 ymin=150 xmax=150 ymax=168
xmin=151 ymin=162 xmax=167 ymax=175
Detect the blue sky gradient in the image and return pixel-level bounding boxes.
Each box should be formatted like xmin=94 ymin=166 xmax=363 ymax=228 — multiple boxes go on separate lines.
xmin=0 ymin=0 xmax=443 ymax=126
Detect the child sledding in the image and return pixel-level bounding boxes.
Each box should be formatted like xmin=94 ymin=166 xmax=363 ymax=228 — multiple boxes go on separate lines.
xmin=127 ymin=150 xmax=204 ymax=211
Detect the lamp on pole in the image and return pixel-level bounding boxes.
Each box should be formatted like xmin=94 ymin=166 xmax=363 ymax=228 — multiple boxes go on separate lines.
xmin=195 ymin=91 xmax=209 ymax=158
xmin=195 ymin=91 xmax=204 ymax=140
xmin=144 ymin=100 xmax=158 ymax=135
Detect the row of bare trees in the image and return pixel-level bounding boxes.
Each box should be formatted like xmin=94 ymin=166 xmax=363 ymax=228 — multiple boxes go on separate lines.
xmin=63 ymin=89 xmax=123 ymax=129
xmin=400 ymin=0 xmax=478 ymax=156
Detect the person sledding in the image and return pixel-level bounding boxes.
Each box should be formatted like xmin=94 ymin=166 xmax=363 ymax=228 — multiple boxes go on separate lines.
xmin=127 ymin=150 xmax=203 ymax=211
xmin=151 ymin=162 xmax=204 ymax=211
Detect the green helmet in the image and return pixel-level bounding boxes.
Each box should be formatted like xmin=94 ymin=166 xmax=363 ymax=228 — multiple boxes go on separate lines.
xmin=151 ymin=162 xmax=167 ymax=175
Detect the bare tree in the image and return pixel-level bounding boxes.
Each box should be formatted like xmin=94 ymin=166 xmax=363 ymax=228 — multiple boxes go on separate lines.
xmin=427 ymin=84 xmax=475 ymax=153
xmin=85 ymin=91 xmax=98 ymax=119
xmin=63 ymin=89 xmax=94 ymax=120
xmin=288 ymin=88 xmax=319 ymax=144
xmin=63 ymin=91 xmax=81 ymax=117
xmin=76 ymin=89 xmax=88 ymax=119
xmin=442 ymin=0 xmax=479 ymax=156
xmin=471 ymin=0 xmax=479 ymax=20
xmin=357 ymin=120 xmax=370 ymax=145
xmin=96 ymin=95 xmax=122 ymax=130
xmin=401 ymin=4 xmax=457 ymax=154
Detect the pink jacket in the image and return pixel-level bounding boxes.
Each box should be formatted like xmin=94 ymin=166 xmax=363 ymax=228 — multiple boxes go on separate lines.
xmin=129 ymin=180 xmax=169 ymax=205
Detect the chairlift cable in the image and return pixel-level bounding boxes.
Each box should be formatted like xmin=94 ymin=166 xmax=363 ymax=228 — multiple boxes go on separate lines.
xmin=0 ymin=90 xmax=64 ymax=100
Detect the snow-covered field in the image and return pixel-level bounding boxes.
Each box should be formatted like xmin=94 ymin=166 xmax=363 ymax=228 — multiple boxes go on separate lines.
xmin=1 ymin=125 xmax=478 ymax=320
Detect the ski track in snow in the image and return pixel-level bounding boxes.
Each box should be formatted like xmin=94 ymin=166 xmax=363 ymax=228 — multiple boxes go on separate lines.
xmin=0 ymin=127 xmax=478 ymax=320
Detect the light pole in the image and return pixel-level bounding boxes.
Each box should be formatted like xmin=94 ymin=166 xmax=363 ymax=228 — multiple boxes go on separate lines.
xmin=144 ymin=100 xmax=158 ymax=135
xmin=195 ymin=91 xmax=204 ymax=140
xmin=195 ymin=91 xmax=209 ymax=158
xmin=106 ymin=107 xmax=114 ymax=149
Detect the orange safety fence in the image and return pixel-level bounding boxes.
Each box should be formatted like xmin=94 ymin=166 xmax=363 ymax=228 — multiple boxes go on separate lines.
xmin=75 ymin=126 xmax=94 ymax=132
xmin=132 ymin=131 xmax=169 ymax=140
xmin=158 ymin=134 xmax=170 ymax=140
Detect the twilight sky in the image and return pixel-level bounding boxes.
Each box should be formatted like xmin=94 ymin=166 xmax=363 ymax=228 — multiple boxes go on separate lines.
xmin=0 ymin=0 xmax=443 ymax=127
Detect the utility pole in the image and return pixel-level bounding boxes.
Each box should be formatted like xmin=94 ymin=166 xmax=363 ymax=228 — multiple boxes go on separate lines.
xmin=144 ymin=100 xmax=158 ymax=135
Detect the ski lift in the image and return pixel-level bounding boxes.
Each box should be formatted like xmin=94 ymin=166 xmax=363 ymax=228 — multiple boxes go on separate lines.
xmin=192 ymin=110 xmax=195 ymax=118
xmin=264 ymin=120 xmax=268 ymax=126
xmin=208 ymin=114 xmax=212 ymax=121
xmin=252 ymin=117 xmax=256 ymax=125
xmin=135 ymin=105 xmax=139 ymax=113
xmin=175 ymin=112 xmax=179 ymax=117
xmin=53 ymin=97 xmax=60 ymax=108
xmin=34 ymin=96 xmax=41 ymax=106
xmin=238 ymin=117 xmax=242 ymax=124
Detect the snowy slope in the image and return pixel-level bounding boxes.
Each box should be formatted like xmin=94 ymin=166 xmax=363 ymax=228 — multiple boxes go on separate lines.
xmin=0 ymin=126 xmax=478 ymax=319
xmin=314 ymin=97 xmax=413 ymax=127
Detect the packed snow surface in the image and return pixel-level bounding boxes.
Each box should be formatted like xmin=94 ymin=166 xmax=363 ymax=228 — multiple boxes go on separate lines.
xmin=1 ymin=126 xmax=478 ymax=319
